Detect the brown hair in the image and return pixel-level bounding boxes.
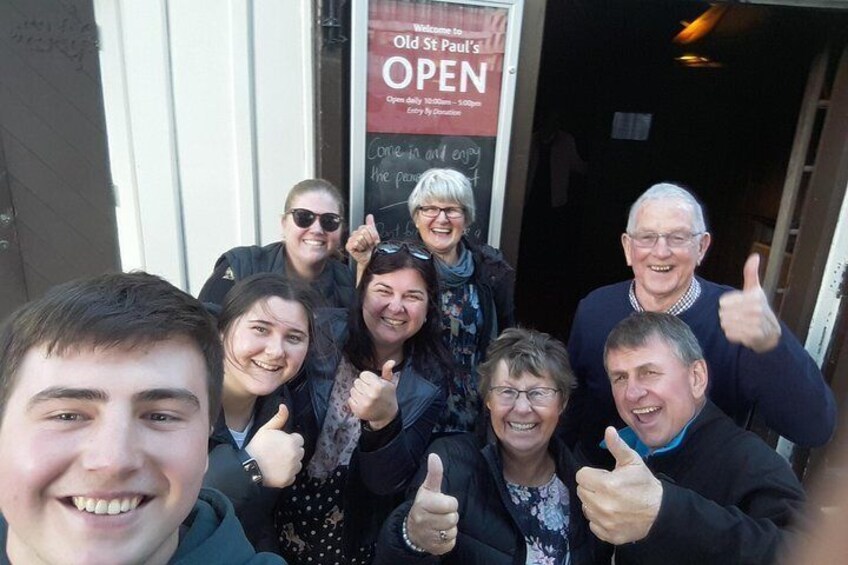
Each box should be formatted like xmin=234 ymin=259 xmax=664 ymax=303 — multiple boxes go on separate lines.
xmin=0 ymin=272 xmax=223 ymax=425
xmin=477 ymin=327 xmax=575 ymax=396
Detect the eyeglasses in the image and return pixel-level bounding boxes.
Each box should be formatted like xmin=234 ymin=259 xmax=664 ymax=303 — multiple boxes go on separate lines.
xmin=374 ymin=241 xmax=432 ymax=261
xmin=416 ymin=205 xmax=465 ymax=220
xmin=628 ymin=231 xmax=703 ymax=249
xmin=488 ymin=386 xmax=561 ymax=407
xmin=287 ymin=208 xmax=342 ymax=232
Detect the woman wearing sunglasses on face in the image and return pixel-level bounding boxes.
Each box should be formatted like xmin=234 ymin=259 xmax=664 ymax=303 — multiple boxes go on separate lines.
xmin=375 ymin=328 xmax=600 ymax=565
xmin=204 ymin=273 xmax=318 ymax=551
xmin=275 ymin=241 xmax=451 ymax=564
xmin=348 ymin=168 xmax=515 ymax=435
xmin=199 ymin=179 xmax=355 ymax=309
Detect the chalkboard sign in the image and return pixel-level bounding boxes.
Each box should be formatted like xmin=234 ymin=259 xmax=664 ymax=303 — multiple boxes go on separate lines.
xmin=365 ymin=132 xmax=496 ymax=242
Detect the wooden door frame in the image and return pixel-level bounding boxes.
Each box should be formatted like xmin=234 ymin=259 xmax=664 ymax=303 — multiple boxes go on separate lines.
xmin=781 ymin=44 xmax=848 ymax=344
xmin=0 ymin=134 xmax=28 ymax=317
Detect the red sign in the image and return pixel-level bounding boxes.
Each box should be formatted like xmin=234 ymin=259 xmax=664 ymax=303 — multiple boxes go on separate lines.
xmin=366 ymin=0 xmax=507 ymax=137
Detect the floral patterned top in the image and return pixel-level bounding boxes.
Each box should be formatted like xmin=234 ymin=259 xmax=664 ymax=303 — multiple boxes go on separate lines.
xmin=276 ymin=357 xmax=399 ymax=564
xmin=506 ymin=474 xmax=571 ymax=565
xmin=433 ymin=280 xmax=485 ymax=434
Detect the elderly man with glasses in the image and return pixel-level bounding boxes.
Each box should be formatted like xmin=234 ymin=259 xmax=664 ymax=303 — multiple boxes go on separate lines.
xmin=564 ymin=182 xmax=835 ymax=467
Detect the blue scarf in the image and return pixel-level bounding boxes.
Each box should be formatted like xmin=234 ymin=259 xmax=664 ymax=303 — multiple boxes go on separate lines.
xmin=435 ymin=242 xmax=475 ymax=288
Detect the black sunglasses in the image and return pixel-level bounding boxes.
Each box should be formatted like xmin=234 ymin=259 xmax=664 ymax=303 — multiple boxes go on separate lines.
xmin=287 ymin=208 xmax=342 ymax=232
xmin=374 ymin=241 xmax=432 ymax=261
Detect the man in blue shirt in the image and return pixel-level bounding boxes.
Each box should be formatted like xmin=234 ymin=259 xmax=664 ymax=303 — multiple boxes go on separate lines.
xmin=576 ymin=312 xmax=805 ymax=564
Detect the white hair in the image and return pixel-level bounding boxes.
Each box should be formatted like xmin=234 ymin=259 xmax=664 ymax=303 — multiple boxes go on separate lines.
xmin=407 ymin=168 xmax=476 ymax=224
xmin=626 ymin=183 xmax=707 ymax=233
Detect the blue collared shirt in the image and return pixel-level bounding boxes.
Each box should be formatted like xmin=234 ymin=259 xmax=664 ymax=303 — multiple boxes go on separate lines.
xmin=601 ymin=409 xmax=701 ymax=459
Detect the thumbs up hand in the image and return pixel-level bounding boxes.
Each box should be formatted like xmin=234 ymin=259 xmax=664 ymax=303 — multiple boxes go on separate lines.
xmin=718 ymin=253 xmax=782 ymax=353
xmin=348 ymin=360 xmax=399 ymax=430
xmin=346 ymin=213 xmax=381 ymax=267
xmin=406 ymin=453 xmax=460 ymax=555
xmin=575 ymin=427 xmax=663 ymax=545
xmin=244 ymin=404 xmax=305 ymax=488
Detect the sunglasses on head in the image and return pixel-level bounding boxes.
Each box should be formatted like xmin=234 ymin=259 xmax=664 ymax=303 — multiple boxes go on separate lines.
xmin=374 ymin=241 xmax=432 ymax=261
xmin=287 ymin=208 xmax=342 ymax=232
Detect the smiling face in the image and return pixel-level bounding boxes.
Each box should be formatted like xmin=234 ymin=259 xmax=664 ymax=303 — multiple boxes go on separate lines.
xmin=486 ymin=361 xmax=565 ymax=461
xmin=622 ymin=199 xmax=711 ymax=312
xmin=282 ymin=190 xmax=343 ymax=276
xmin=414 ymin=199 xmax=467 ymax=265
xmin=0 ymin=339 xmax=210 ymax=565
xmin=223 ymin=297 xmax=310 ymax=400
xmin=362 ymin=268 xmax=429 ymax=360
xmin=606 ymin=336 xmax=707 ymax=449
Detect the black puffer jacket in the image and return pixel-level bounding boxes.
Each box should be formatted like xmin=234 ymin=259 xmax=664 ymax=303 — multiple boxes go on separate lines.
xmin=198 ymin=241 xmax=355 ymax=309
xmin=374 ymin=431 xmax=606 ymax=565
xmin=463 ymin=236 xmax=516 ymax=359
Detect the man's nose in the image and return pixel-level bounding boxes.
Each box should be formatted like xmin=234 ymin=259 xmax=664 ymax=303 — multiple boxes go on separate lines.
xmin=652 ymin=235 xmax=673 ymax=257
xmin=625 ymin=379 xmax=647 ymax=402
xmin=82 ymin=418 xmax=143 ymax=474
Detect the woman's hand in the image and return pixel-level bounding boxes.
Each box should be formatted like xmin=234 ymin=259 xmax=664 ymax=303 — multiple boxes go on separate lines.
xmin=347 ymin=360 xmax=398 ymax=430
xmin=406 ymin=453 xmax=459 ymax=555
xmin=346 ymin=213 xmax=381 ymax=267
xmin=244 ymin=404 xmax=305 ymax=488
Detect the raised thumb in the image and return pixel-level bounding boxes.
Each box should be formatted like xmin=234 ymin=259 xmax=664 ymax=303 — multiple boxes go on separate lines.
xmin=366 ymin=213 xmax=376 ymax=228
xmin=742 ymin=253 xmax=762 ymax=292
xmin=421 ymin=453 xmax=444 ymax=493
xmin=605 ymin=426 xmax=639 ymax=469
xmin=258 ymin=404 xmax=289 ymax=432
xmin=381 ymin=359 xmax=396 ymax=382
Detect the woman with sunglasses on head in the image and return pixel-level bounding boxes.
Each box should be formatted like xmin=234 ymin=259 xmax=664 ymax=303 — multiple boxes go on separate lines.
xmin=204 ymin=273 xmax=318 ymax=551
xmin=374 ymin=328 xmax=601 ymax=565
xmin=348 ymin=168 xmax=515 ymax=435
xmin=275 ymin=241 xmax=451 ymax=564
xmin=199 ymin=178 xmax=355 ymax=309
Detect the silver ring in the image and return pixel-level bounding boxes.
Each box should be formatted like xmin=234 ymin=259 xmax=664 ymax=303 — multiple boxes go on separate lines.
xmin=438 ymin=529 xmax=448 ymax=542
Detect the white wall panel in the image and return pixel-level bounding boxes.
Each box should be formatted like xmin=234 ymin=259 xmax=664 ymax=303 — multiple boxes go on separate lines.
xmin=95 ymin=0 xmax=315 ymax=294
xmin=254 ymin=0 xmax=315 ymax=245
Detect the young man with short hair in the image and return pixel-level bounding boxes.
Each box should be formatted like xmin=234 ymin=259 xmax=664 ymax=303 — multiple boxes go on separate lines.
xmin=0 ymin=272 xmax=283 ymax=564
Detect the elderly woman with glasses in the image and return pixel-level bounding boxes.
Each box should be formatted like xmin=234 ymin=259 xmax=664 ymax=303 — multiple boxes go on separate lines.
xmin=275 ymin=241 xmax=452 ymax=564
xmin=199 ymin=178 xmax=355 ymax=309
xmin=348 ymin=168 xmax=516 ymax=435
xmin=373 ymin=328 xmax=601 ymax=565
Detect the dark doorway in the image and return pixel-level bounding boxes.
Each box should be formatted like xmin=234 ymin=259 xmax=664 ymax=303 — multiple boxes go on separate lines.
xmin=516 ymin=0 xmax=848 ymax=341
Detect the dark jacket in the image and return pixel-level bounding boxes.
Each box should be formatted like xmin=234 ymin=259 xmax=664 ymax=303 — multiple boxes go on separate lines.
xmin=614 ymin=401 xmax=805 ymax=565
xmin=374 ymin=432 xmax=605 ymax=565
xmin=198 ymin=241 xmax=356 ymax=309
xmin=281 ymin=307 xmax=448 ymax=551
xmin=0 ymin=488 xmax=284 ymax=564
xmin=202 ymin=308 xmax=352 ymax=551
xmin=459 ymin=236 xmax=516 ymax=359
xmin=205 ymin=385 xmax=299 ymax=552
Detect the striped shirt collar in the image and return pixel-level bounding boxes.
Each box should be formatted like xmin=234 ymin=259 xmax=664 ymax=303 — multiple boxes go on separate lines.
xmin=628 ymin=277 xmax=701 ymax=316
